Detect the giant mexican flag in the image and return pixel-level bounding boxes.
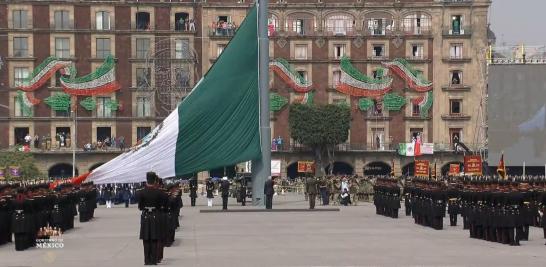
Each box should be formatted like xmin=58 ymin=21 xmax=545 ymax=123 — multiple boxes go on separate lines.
xmin=88 ymin=6 xmax=261 ymax=184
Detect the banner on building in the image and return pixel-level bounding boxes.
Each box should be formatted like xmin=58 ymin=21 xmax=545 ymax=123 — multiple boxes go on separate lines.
xmin=464 ymin=155 xmax=483 ymax=176
xmin=399 ymin=142 xmax=434 ymax=156
xmin=297 ymin=161 xmax=315 ymax=173
xmin=414 ymin=160 xmax=430 ymax=177
xmin=271 ymin=160 xmax=281 ymax=176
xmin=9 ymin=166 xmax=21 ymax=178
xmin=449 ymin=164 xmax=461 ymax=176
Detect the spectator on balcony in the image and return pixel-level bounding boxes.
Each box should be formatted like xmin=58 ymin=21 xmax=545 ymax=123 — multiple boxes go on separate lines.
xmin=222 ymin=21 xmax=228 ymax=36
xmin=189 ymin=18 xmax=195 ymax=32
xmin=276 ymin=136 xmax=283 ymax=150
xmin=178 ymin=17 xmax=185 ymax=31
xmin=33 ymin=134 xmax=39 ymax=149
xmin=271 ymin=138 xmax=277 ymax=151
xmin=118 ymin=136 xmax=125 ymax=151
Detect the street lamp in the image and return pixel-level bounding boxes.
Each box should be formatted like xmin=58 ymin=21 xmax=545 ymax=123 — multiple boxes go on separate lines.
xmin=71 ymin=106 xmax=77 ymax=177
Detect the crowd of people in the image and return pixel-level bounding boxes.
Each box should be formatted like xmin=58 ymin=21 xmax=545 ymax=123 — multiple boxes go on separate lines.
xmin=83 ymin=136 xmax=126 ymax=151
xmin=0 ymin=181 xmax=97 ymax=251
xmin=210 ymin=20 xmax=238 ymax=36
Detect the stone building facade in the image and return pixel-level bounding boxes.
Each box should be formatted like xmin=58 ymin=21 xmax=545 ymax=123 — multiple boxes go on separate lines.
xmin=0 ymin=0 xmax=490 ymax=178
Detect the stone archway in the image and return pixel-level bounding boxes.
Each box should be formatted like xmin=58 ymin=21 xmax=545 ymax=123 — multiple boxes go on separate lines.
xmin=286 ymin=162 xmax=299 ymax=179
xmin=325 ymin=161 xmax=354 ymax=176
xmin=89 ymin=162 xmax=106 ymax=172
xmin=401 ymin=162 xmax=414 ymax=176
xmin=364 ymin=161 xmax=391 ymax=176
xmin=48 ymin=163 xmax=78 ymax=179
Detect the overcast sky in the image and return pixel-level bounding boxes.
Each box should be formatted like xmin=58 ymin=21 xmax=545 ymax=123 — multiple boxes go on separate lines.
xmin=490 ymin=0 xmax=546 ymax=46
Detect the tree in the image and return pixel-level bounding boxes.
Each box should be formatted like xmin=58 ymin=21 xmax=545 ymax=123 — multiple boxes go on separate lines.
xmin=288 ymin=103 xmax=351 ymax=176
xmin=0 ymin=152 xmax=43 ymax=180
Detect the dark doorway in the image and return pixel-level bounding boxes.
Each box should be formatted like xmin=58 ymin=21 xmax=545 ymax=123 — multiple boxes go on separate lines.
xmin=401 ymin=163 xmax=415 ymax=176
xmin=49 ymin=163 xmax=78 ymax=179
xmin=96 ymin=127 xmax=111 ymax=142
xmin=364 ymin=161 xmax=392 ymax=176
xmin=287 ymin=162 xmax=299 ymax=179
xmin=89 ymin=162 xmax=105 ymax=172
xmin=14 ymin=127 xmax=29 ymax=145
xmin=175 ymin=12 xmax=189 ymax=31
xmin=209 ymin=165 xmax=236 ymax=178
xmin=325 ymin=162 xmax=354 ymax=175
xmin=136 ymin=12 xmax=150 ymax=30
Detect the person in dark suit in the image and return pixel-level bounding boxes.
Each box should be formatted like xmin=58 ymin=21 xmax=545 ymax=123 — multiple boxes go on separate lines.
xmin=189 ymin=178 xmax=198 ymax=207
xmin=264 ymin=176 xmax=275 ymax=209
xmin=239 ymin=178 xmax=247 ymax=206
xmin=220 ymin=177 xmax=230 ymax=210
xmin=136 ymin=172 xmax=169 ymax=265
xmin=306 ymin=177 xmax=319 ymax=209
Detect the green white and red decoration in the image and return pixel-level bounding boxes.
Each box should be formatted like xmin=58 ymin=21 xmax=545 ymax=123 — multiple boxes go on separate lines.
xmin=412 ymin=91 xmax=433 ymax=118
xmin=80 ymin=97 xmax=96 ymax=111
xmin=61 ymin=56 xmax=121 ymax=96
xmin=335 ymin=56 xmax=393 ymax=97
xmin=382 ymin=93 xmax=406 ymax=111
xmin=270 ymin=92 xmax=288 ymax=112
xmin=44 ymin=92 xmax=71 ymax=111
xmin=358 ymin=98 xmax=374 ymax=111
xmin=269 ymin=58 xmax=313 ymax=93
xmin=17 ymin=57 xmax=72 ymax=91
xmin=293 ymin=92 xmax=314 ymax=105
xmin=16 ymin=91 xmax=34 ymax=117
xmin=105 ymin=99 xmax=120 ymax=111
xmin=383 ymin=58 xmax=432 ymax=92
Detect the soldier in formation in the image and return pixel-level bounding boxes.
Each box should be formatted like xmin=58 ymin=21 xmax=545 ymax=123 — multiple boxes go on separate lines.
xmin=400 ymin=176 xmax=546 ymax=247
xmin=0 ymin=180 xmax=97 ymax=251
xmin=373 ymin=177 xmax=401 ymax=218
xmin=404 ymin=178 xmax=446 ymax=230
xmin=136 ymin=172 xmax=183 ymax=265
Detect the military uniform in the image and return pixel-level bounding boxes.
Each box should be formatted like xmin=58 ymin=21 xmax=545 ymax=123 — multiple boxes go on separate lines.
xmin=189 ymin=178 xmax=198 ymax=207
xmin=220 ymin=179 xmax=230 ymax=210
xmin=305 ymin=177 xmax=318 ymax=209
xmin=136 ymin=183 xmax=169 ymax=265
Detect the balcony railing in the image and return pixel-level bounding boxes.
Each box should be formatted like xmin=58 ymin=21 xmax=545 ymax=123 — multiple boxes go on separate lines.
xmin=323 ymin=26 xmax=357 ymax=37
xmin=400 ymin=25 xmax=432 ymax=36
xmin=209 ymin=26 xmax=238 ymax=37
xmin=443 ymin=26 xmax=472 ymax=36
xmin=441 ymin=114 xmax=471 ymax=120
xmin=442 ymin=84 xmax=471 ymax=91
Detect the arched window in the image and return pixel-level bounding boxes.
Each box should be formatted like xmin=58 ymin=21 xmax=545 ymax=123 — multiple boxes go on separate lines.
xmin=401 ymin=13 xmax=431 ymax=35
xmin=365 ymin=13 xmax=394 ymax=36
xmin=286 ymin=13 xmax=315 ymax=36
xmin=325 ymin=14 xmax=354 ymax=36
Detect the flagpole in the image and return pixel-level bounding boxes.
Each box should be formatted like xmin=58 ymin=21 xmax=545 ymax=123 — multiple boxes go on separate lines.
xmin=251 ymin=0 xmax=270 ymax=206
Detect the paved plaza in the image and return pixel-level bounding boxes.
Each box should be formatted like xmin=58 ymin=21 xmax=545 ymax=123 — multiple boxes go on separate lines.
xmin=1 ymin=194 xmax=546 ymax=267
